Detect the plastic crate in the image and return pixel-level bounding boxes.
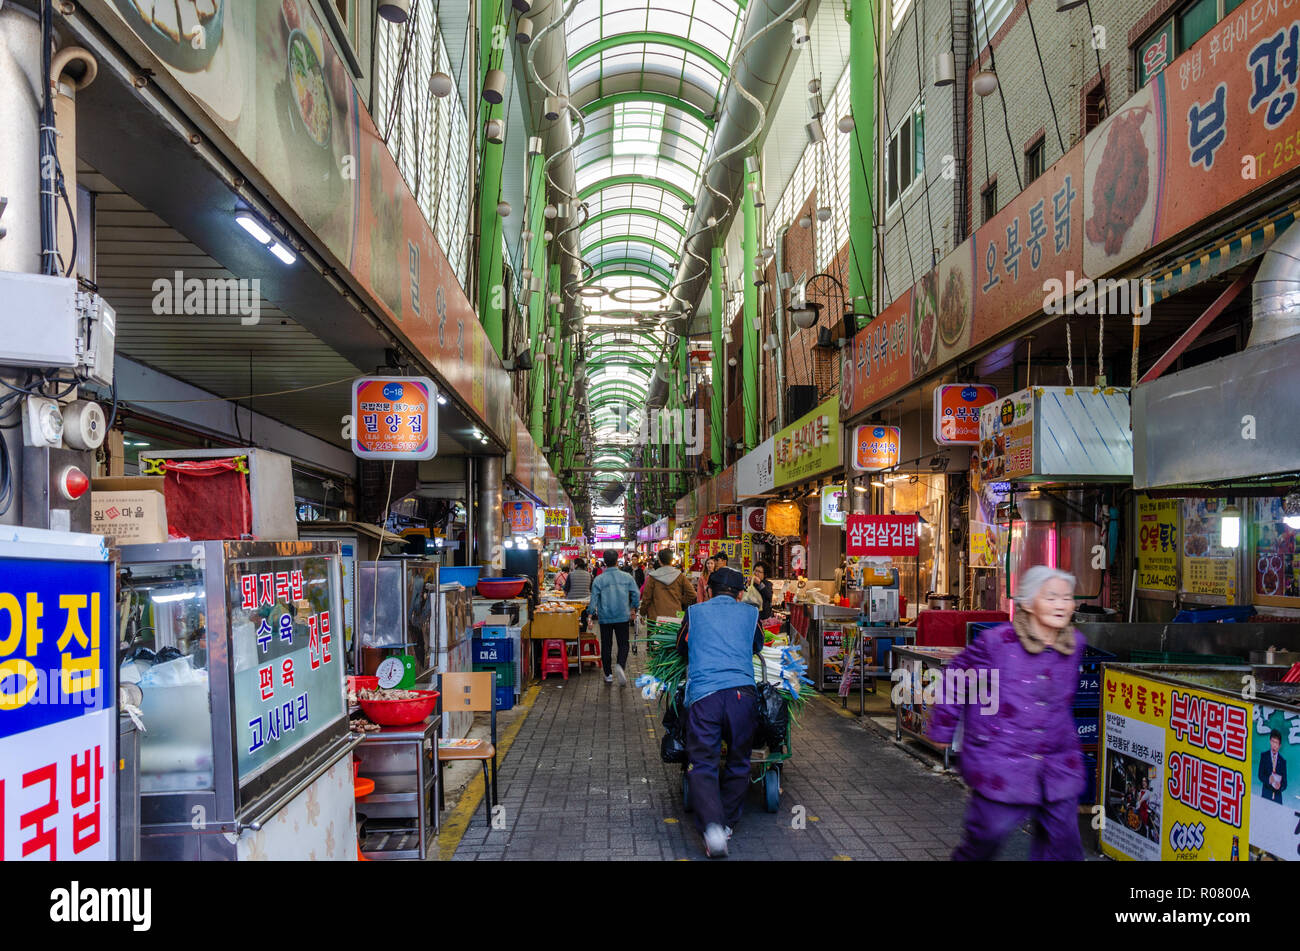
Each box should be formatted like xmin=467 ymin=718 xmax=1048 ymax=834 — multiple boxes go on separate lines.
xmin=1076 ymin=645 xmax=1117 ymax=704
xmin=1079 ymin=750 xmax=1099 ymax=806
xmin=440 ymin=566 xmax=482 ymax=588
xmin=1129 ymin=650 xmax=1247 ymax=665
xmin=494 ymin=686 xmax=515 ymax=711
xmin=472 ymin=638 xmax=514 ymax=664
xmin=1074 ymin=707 xmax=1100 ymax=745
xmin=473 ymin=663 xmax=515 ymax=688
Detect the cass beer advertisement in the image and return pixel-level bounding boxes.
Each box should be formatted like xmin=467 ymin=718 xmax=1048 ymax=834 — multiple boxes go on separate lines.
xmin=1102 ymin=668 xmax=1252 ymax=861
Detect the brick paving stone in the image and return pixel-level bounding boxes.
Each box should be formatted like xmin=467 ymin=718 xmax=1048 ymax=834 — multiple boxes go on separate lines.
xmin=444 ymin=651 xmax=1075 ymax=862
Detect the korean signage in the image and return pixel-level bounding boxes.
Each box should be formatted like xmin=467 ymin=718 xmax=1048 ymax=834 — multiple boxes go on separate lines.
xmin=742 ymin=506 xmax=766 ymax=533
xmin=1251 ymin=704 xmax=1300 ymax=860
xmin=979 ymin=390 xmax=1035 ymax=481
xmin=543 ymin=508 xmax=568 ymax=528
xmin=934 ymin=384 xmax=998 ymax=446
xmin=846 ymin=514 xmax=920 ymax=557
xmin=736 ymin=437 xmax=775 ymax=498
xmin=352 ymin=376 xmax=438 ymax=460
xmin=1101 ymin=667 xmax=1251 ymax=861
xmin=1137 ymin=496 xmax=1180 ymax=591
xmin=1137 ymin=19 xmax=1176 ymax=87
xmin=726 ymin=514 xmax=742 ymax=538
xmin=1182 ymin=499 xmax=1236 ymax=600
xmin=697 ymin=515 xmax=724 ymax=541
xmin=851 ymin=425 xmax=901 ymax=472
xmin=820 ymin=486 xmax=846 ymax=526
xmin=774 ymin=398 xmax=840 ymax=488
xmin=741 ymin=534 xmax=754 ymax=575
xmin=1 ymin=549 xmax=115 ymax=860
xmin=841 ymin=290 xmax=912 ymax=420
xmin=505 ymin=500 xmax=537 ymax=534
xmin=1086 ymin=1 xmax=1300 ymax=278
xmin=232 ymin=556 xmax=344 ymax=784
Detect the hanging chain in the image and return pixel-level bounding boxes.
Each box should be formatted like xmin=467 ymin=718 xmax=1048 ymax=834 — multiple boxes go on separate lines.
xmin=1065 ymin=318 xmax=1074 ymax=386
xmin=1097 ymin=315 xmax=1105 ymax=384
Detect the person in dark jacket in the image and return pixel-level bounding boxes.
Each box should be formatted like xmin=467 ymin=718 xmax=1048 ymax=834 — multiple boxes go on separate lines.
xmin=750 ymin=563 xmax=774 ymax=620
xmin=928 ymin=565 xmax=1087 ymax=861
xmin=676 ymin=567 xmax=764 ymax=859
xmin=1259 ymin=730 xmax=1288 ymax=803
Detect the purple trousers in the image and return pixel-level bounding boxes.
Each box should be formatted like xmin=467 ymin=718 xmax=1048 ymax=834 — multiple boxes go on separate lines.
xmin=952 ymin=793 xmax=1084 ymax=861
xmin=684 ymin=686 xmax=757 ymax=835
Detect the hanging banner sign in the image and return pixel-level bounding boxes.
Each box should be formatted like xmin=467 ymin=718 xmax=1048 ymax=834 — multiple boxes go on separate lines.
xmin=934 ymin=384 xmax=999 ymax=445
xmin=351 ymin=376 xmax=438 ymax=460
xmin=851 ymin=425 xmax=901 ymax=472
xmin=774 ymin=398 xmax=840 ymax=488
xmin=504 ymin=500 xmax=537 ymax=534
xmin=742 ymin=506 xmax=766 ymax=533
xmin=736 ymin=438 xmax=775 ymax=497
xmin=543 ymin=508 xmax=568 ymax=528
xmin=726 ymin=514 xmax=742 ymax=538
xmin=820 ymin=486 xmax=846 ymax=526
xmin=1137 ymin=495 xmax=1180 ymax=591
xmin=741 ymin=534 xmax=754 ymax=575
xmin=697 ymin=515 xmax=724 ymax=541
xmin=846 ymin=514 xmax=920 ymax=557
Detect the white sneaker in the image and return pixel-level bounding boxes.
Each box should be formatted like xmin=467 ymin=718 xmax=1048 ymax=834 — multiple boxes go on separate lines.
xmin=724 ymin=826 xmax=733 ymax=840
xmin=604 ymin=674 xmax=613 ymax=684
xmin=614 ymin=663 xmax=628 ymax=686
xmin=703 ymin=823 xmax=729 ymax=859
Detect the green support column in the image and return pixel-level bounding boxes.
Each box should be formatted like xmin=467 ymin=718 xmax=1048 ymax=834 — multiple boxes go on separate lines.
xmin=710 ymin=247 xmax=724 ymax=471
xmin=742 ymin=168 xmax=759 ymax=450
xmin=547 ymin=264 xmax=562 ymax=442
xmin=848 ymin=0 xmax=875 ymax=317
xmin=477 ymin=0 xmax=508 ymax=356
xmin=527 ymin=155 xmax=547 ymax=445
xmin=677 ymin=332 xmax=689 ymax=491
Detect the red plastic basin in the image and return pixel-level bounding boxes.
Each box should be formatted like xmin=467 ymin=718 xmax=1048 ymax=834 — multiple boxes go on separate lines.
xmin=357 ymin=689 xmax=440 ymax=726
xmin=476 ymin=576 xmax=527 ymax=599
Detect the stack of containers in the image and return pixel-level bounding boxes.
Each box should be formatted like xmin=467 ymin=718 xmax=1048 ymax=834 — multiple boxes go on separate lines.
xmin=1074 ymin=645 xmax=1116 ymax=806
xmin=472 ymin=622 xmax=516 ymax=711
xmin=507 ymin=625 xmax=523 ymax=697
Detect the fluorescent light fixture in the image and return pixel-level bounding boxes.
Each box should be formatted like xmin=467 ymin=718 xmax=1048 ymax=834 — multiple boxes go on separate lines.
xmin=235 ymin=211 xmax=272 ymax=243
xmin=268 ymin=242 xmax=296 ymax=265
xmin=1220 ymin=504 xmax=1242 ymax=548
xmin=503 ymin=539 xmax=515 ymax=549
xmin=472 ymin=428 xmax=483 ymax=440
xmin=436 ymin=393 xmax=448 ymax=406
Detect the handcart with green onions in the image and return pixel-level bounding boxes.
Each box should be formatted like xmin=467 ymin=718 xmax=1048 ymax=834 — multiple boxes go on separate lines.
xmin=637 ymin=620 xmax=814 ymax=814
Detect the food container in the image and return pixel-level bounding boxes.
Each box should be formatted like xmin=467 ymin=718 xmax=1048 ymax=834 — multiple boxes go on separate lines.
xmin=477 ymin=576 xmax=527 ymax=599
xmin=439 ymin=566 xmax=483 ymax=588
xmin=357 ymin=689 xmax=440 ymax=727
xmin=347 ymin=675 xmax=379 ymax=694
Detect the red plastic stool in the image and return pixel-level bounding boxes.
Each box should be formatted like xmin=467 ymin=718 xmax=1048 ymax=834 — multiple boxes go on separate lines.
xmin=578 ymin=632 xmax=602 ymax=670
xmin=540 ymin=639 xmax=569 ymax=680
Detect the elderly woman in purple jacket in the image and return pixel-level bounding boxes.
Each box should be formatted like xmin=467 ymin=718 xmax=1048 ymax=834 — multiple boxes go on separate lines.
xmin=927 ymin=566 xmax=1087 ymax=861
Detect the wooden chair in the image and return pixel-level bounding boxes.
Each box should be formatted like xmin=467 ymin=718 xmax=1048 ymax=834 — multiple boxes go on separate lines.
xmin=435 ymin=672 xmax=498 ymax=829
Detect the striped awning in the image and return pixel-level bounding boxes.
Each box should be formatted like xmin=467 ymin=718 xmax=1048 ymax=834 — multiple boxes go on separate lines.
xmin=1145 ymin=202 xmax=1300 ymax=303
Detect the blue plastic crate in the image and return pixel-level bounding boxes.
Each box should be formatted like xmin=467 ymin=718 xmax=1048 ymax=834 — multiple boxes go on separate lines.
xmin=1079 ymin=751 xmax=1099 ymax=806
xmin=1076 ymin=645 xmax=1116 ymax=704
xmin=473 ymin=638 xmax=514 ymax=664
xmin=494 ymin=685 xmax=515 ymax=711
xmin=1074 ymin=707 xmax=1100 ymax=745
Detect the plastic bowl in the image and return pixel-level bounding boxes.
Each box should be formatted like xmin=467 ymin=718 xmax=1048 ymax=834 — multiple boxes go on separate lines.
xmin=357 ymin=690 xmax=440 ymax=727
xmin=347 ymin=675 xmax=379 ymax=695
xmin=477 ymin=576 xmax=527 ymax=599
xmin=440 ymin=566 xmax=483 ymax=588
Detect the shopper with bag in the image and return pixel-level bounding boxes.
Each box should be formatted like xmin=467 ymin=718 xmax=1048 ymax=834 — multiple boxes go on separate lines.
xmin=927 ymin=565 xmax=1088 ymax=861
xmin=589 ymin=549 xmax=641 ymax=685
xmin=675 ymin=567 xmax=764 ymax=859
xmin=640 ymin=548 xmax=697 ymax=622
xmin=744 ymin=563 xmax=774 ymax=620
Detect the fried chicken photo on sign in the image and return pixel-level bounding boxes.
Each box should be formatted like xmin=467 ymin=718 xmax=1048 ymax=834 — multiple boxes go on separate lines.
xmin=1086 ymin=108 xmax=1151 ymax=256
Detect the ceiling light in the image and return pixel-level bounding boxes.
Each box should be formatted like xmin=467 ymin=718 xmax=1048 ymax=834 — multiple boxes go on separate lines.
xmin=268 ymin=242 xmax=297 ymax=265
xmin=515 ymin=16 xmax=534 ymax=42
xmin=378 ymin=0 xmax=410 ymax=22
xmin=791 ymin=16 xmax=809 ymax=47
xmin=799 ymin=214 xmax=813 ymax=229
xmin=483 ymin=68 xmax=507 ymax=104
xmin=485 ymin=117 xmax=505 ymax=144
xmin=935 ymin=51 xmax=956 ymax=86
xmin=790 ymin=301 xmax=821 ymax=329
xmin=235 ymin=210 xmax=272 ymax=244
xmin=806 ymin=118 xmax=825 ymax=144
xmin=745 ymin=155 xmax=760 ymax=175
xmin=544 ymin=96 xmax=565 ymax=121
xmin=807 ymin=78 xmax=821 ymax=95
xmin=871 ymin=480 xmax=887 ymax=488
xmin=1220 ymin=503 xmax=1242 ymax=548
xmin=728 ymin=356 xmax=737 ymax=367
xmin=436 ymin=393 xmax=448 ymax=406
xmin=808 ymin=93 xmax=825 ymax=117
xmin=430 ymin=71 xmax=453 ymax=98
xmin=543 ymin=230 xmax=553 ymax=241
xmin=752 ymin=187 xmax=766 ymax=207
xmin=544 ymin=203 xmax=558 ymax=219
xmin=497 ymin=200 xmax=512 ymax=217
xmin=837 ymin=114 xmax=854 ymax=134
xmin=816 ymin=205 xmax=832 ymax=222
xmin=527 ymin=135 xmax=543 ymax=156
xmin=1056 ymin=0 xmax=1087 ymax=8
xmin=973 ymin=69 xmax=998 ymax=96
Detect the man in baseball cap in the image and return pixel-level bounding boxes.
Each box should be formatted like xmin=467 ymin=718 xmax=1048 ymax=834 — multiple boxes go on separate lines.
xmin=675 ymin=565 xmax=764 ymax=858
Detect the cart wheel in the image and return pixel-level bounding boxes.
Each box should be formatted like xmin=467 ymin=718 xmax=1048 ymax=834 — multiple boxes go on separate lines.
xmin=763 ymin=768 xmax=780 ymax=813
xmin=681 ymin=770 xmax=692 ymax=812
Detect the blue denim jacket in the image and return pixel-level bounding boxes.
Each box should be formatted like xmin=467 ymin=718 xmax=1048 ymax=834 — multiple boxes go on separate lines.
xmin=589 ymin=568 xmax=640 ymax=624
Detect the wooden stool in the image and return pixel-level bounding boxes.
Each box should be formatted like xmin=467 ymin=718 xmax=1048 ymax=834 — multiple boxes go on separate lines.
xmin=540 ymin=639 xmax=569 ymax=680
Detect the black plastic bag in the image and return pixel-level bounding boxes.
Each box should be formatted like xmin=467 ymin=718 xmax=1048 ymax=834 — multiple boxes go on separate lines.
xmin=660 ymin=730 xmax=688 ymax=764
xmin=661 ymin=685 xmax=686 ymax=734
xmin=754 ymin=682 xmax=789 ymax=750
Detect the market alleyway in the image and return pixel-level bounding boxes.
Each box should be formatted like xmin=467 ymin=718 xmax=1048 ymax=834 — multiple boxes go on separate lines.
xmin=442 ymin=654 xmax=1054 ymax=861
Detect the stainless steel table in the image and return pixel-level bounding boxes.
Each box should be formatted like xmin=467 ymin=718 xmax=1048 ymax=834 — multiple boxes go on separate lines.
xmin=355 ymin=714 xmax=441 ymax=861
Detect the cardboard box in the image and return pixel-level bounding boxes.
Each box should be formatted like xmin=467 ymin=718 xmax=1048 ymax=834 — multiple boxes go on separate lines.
xmin=529 ymin=611 xmax=579 ymax=640
xmin=90 ymin=477 xmax=168 ymax=544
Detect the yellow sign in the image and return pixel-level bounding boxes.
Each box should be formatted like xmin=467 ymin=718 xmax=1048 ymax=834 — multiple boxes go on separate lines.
xmin=1186 ymin=558 xmax=1233 ymax=598
xmin=774 ymin=397 xmax=840 ymax=488
xmin=741 ymin=534 xmax=754 ymax=575
xmin=968 ymin=520 xmax=1000 ymax=569
xmin=1137 ymin=496 xmax=1179 ymax=592
xmin=1101 ymin=667 xmax=1251 ymax=861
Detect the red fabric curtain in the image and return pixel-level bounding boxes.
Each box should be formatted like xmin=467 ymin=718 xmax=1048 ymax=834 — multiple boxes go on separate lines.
xmin=159 ymin=458 xmax=253 ymax=540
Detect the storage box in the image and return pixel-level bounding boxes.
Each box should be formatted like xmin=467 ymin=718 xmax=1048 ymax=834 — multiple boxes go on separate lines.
xmin=1074 ymin=707 xmax=1100 ymax=745
xmin=474 ymin=663 xmax=515 ymax=688
xmin=479 ymin=624 xmax=509 ymax=640
xmin=90 ymin=477 xmax=169 ymax=544
xmin=1076 ymin=645 xmax=1116 ymax=702
xmin=530 ymin=612 xmax=579 ymax=640
xmin=494 ymin=686 xmax=515 ymax=711
xmin=473 ymin=638 xmax=514 ymax=664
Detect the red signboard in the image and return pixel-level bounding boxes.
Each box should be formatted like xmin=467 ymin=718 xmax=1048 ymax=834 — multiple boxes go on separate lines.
xmin=851 ymin=425 xmax=901 ymax=471
xmin=846 ymin=514 xmax=920 ymax=557
xmin=504 ymin=500 xmax=536 ymax=533
xmin=841 ymin=289 xmax=913 ymax=420
xmin=934 ymin=384 xmax=999 ymax=445
xmin=696 ymin=514 xmax=724 ymax=540
xmin=726 ymin=514 xmax=741 ymax=538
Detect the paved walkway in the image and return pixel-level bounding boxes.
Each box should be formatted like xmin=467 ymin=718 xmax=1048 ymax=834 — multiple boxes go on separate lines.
xmin=448 ymin=653 xmax=1054 ymax=861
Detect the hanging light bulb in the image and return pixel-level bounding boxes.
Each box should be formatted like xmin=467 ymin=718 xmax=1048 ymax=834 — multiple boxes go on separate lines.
xmin=544 ymin=229 xmax=554 ymax=241
xmin=799 ymin=214 xmax=813 ymax=229
xmin=544 ymin=204 xmax=558 ymax=219
xmin=837 ymin=114 xmax=855 ymax=134
xmin=935 ymin=51 xmax=956 ymax=86
xmin=807 ymin=78 xmax=821 ymax=95
xmin=496 ymin=200 xmax=512 ymax=217
xmin=429 ymin=71 xmax=453 ymax=98
xmin=816 ymin=206 xmax=832 ymax=222
xmin=973 ymin=69 xmax=999 ymax=96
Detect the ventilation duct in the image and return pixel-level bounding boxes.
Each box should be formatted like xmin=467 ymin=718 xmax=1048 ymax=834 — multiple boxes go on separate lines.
xmin=1249 ymin=220 xmax=1300 ymax=348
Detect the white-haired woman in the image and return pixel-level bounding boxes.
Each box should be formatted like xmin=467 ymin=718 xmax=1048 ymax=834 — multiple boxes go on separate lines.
xmin=928 ymin=566 xmax=1088 ymax=860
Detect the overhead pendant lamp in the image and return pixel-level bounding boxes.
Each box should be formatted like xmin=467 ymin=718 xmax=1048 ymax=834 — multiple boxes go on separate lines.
xmin=806 ymin=118 xmax=826 ymax=144
xmin=516 ymin=17 xmax=534 ymax=42
xmin=544 ymin=95 xmax=565 ymax=121
xmin=496 ymin=200 xmax=512 ymax=217
xmin=798 ymin=213 xmax=813 ymax=229
xmin=429 ymin=71 xmax=453 ymax=98
xmin=808 ymin=93 xmax=825 ymax=118
xmin=378 ymin=0 xmax=410 ymax=22
xmin=485 ymin=117 xmax=506 ymax=144
xmin=513 ymin=0 xmax=533 ymax=11
xmin=807 ymin=78 xmax=821 ymax=95
xmin=1220 ymin=503 xmax=1242 ymax=548
xmin=973 ymin=69 xmax=999 ymax=96
xmin=1056 ymin=0 xmax=1087 ymax=9
xmin=935 ymin=51 xmax=956 ymax=86
xmin=816 ymin=205 xmax=832 ymax=222
xmin=527 ymin=135 xmax=544 ymax=156
xmin=482 ymin=68 xmax=507 ymax=104
xmin=544 ymin=203 xmax=558 ymax=220
xmin=744 ymin=155 xmax=760 ymax=175
xmin=837 ymin=114 xmax=854 ymax=134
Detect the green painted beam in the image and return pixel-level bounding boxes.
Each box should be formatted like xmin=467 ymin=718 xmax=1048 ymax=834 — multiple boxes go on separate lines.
xmin=583 ymin=234 xmax=682 ymax=262
xmin=588 ymin=257 xmax=677 ymax=284
xmin=743 ymin=166 xmax=758 ymax=450
xmin=568 ymin=31 xmax=731 ymax=76
xmin=710 ymin=245 xmax=724 ymax=471
xmin=581 ymin=207 xmax=687 ymax=236
xmin=580 ymin=268 xmax=673 ymax=291
xmin=579 ymin=92 xmax=715 ymax=131
xmin=577 ymin=175 xmax=695 ymax=208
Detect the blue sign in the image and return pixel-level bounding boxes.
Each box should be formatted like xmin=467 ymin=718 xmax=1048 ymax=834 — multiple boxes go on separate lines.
xmin=382 ymin=382 xmax=405 ymax=401
xmin=0 ymin=557 xmax=113 ymax=741
xmin=961 ymin=386 xmax=979 ymax=401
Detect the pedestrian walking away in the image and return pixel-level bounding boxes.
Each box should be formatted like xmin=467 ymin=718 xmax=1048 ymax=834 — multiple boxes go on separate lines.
xmin=589 ymin=549 xmax=641 ymax=684
xmin=927 ymin=565 xmax=1088 ymax=861
xmin=640 ymin=547 xmax=697 ymax=622
xmin=676 ymin=566 xmax=764 ymax=858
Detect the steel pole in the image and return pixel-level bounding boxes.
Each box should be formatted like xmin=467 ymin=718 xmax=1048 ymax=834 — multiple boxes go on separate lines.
xmin=476 ymin=0 xmax=507 ymax=356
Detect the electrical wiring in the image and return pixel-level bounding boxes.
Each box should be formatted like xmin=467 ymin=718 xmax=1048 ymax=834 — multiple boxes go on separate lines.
xmin=973 ymin=0 xmax=1021 ymax=193
xmin=909 ymin=5 xmax=939 ymax=260
xmin=1022 ymin=0 xmax=1066 ymax=155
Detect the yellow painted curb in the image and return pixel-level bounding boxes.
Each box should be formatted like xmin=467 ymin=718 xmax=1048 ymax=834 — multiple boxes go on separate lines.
xmin=434 ymin=683 xmax=541 ymax=861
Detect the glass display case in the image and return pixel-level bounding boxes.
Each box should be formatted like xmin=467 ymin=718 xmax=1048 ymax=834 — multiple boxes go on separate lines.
xmin=355 ymin=559 xmax=440 ymax=677
xmin=118 ymin=541 xmax=355 ymax=859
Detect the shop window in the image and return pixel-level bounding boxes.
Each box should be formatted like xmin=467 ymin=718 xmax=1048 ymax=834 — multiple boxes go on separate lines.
xmin=1025 ymin=138 xmax=1045 ymax=185
xmin=973 ymin=0 xmax=1016 ymax=51
xmin=981 ymin=180 xmax=997 ymax=224
xmin=1134 ymin=0 xmax=1248 ymax=87
xmin=886 ymin=100 xmax=925 ymax=213
xmin=1252 ymin=498 xmax=1300 ymax=607
xmin=1084 ymin=80 xmax=1108 ymax=134
xmin=880 ymin=473 xmax=947 ymax=612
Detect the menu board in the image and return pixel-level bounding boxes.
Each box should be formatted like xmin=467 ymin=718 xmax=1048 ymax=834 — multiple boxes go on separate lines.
xmin=1137 ymin=496 xmax=1180 ymax=592
xmin=1253 ymin=497 xmax=1300 ymax=603
xmin=1182 ymin=499 xmax=1236 ymax=599
xmin=979 ymin=390 xmax=1035 ymax=481
xmin=230 ymin=555 xmax=344 ymax=787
